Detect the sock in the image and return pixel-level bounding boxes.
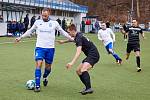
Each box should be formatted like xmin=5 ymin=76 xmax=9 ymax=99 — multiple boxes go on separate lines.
xmin=136 ymin=56 xmax=140 ymax=68
xmin=35 ymin=68 xmax=41 ymax=87
xmin=126 ymin=35 xmax=127 ymax=39
xmin=43 ymin=68 xmax=51 ymax=78
xmin=112 ymin=52 xmax=121 ymax=61
xmin=124 ymin=35 xmax=127 ymax=39
xmin=79 ymin=74 xmax=86 ymax=85
xmin=81 ymin=71 xmax=91 ymax=90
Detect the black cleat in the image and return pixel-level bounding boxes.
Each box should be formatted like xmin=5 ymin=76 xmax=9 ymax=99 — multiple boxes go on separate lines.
xmin=116 ymin=59 xmax=122 ymax=65
xmin=80 ymin=88 xmax=94 ymax=95
xmin=43 ymin=78 xmax=48 ymax=86
xmin=137 ymin=68 xmax=141 ymax=72
xmin=126 ymin=55 xmax=129 ymax=60
xmin=79 ymin=88 xmax=86 ymax=93
xmin=34 ymin=86 xmax=41 ymax=92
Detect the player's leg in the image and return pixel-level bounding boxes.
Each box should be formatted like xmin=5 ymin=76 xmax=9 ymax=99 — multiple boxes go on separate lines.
xmin=106 ymin=42 xmax=122 ymax=64
xmin=126 ymin=53 xmax=130 ymax=60
xmin=35 ymin=60 xmax=43 ymax=92
xmin=58 ymin=31 xmax=60 ymax=37
xmin=124 ymin=34 xmax=127 ymax=41
xmin=134 ymin=43 xmax=141 ymax=72
xmin=135 ymin=51 xmax=141 ymax=71
xmin=43 ymin=63 xmax=52 ymax=86
xmin=78 ymin=51 xmax=99 ymax=95
xmin=43 ymin=48 xmax=55 ymax=86
xmin=76 ymin=63 xmax=86 ymax=87
xmin=76 ymin=58 xmax=92 ymax=89
xmin=126 ymin=43 xmax=132 ymax=60
xmin=79 ymin=62 xmax=93 ymax=95
xmin=109 ymin=48 xmax=122 ymax=64
xmin=34 ymin=48 xmax=45 ymax=92
xmin=55 ymin=30 xmax=57 ymax=36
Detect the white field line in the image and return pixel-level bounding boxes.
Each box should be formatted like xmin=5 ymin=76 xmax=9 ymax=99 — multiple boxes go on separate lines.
xmin=0 ymin=40 xmax=36 ymax=45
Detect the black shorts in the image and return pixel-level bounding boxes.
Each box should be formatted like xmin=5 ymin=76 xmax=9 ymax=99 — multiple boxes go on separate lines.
xmin=82 ymin=52 xmax=100 ymax=67
xmin=127 ymin=43 xmax=140 ymax=53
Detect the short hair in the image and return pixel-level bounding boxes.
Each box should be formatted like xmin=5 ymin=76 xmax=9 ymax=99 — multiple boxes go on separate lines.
xmin=132 ymin=19 xmax=137 ymax=22
xmin=101 ymin=22 xmax=106 ymax=26
xmin=67 ymin=24 xmax=77 ymax=31
xmin=42 ymin=8 xmax=51 ymax=13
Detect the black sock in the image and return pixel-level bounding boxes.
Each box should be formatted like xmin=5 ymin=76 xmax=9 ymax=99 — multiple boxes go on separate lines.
xmin=126 ymin=35 xmax=127 ymax=39
xmin=124 ymin=35 xmax=126 ymax=39
xmin=81 ymin=71 xmax=91 ymax=90
xmin=79 ymin=74 xmax=86 ymax=85
xmin=136 ymin=56 xmax=140 ymax=68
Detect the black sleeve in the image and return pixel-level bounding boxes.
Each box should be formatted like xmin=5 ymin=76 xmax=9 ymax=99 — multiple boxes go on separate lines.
xmin=76 ymin=37 xmax=82 ymax=47
xmin=123 ymin=24 xmax=126 ymax=30
xmin=140 ymin=28 xmax=143 ymax=34
xmin=124 ymin=27 xmax=129 ymax=33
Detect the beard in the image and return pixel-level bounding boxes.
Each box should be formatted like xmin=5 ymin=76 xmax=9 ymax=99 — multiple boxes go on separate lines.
xmin=43 ymin=18 xmax=49 ymax=22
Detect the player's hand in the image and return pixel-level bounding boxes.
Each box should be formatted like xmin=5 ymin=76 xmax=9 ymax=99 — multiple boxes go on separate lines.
xmin=56 ymin=40 xmax=65 ymax=44
xmin=15 ymin=37 xmax=22 ymax=43
xmin=66 ymin=62 xmax=73 ymax=69
xmin=143 ymin=37 xmax=146 ymax=40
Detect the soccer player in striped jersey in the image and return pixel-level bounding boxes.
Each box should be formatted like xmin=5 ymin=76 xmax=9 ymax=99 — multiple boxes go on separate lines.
xmin=121 ymin=19 xmax=145 ymax=72
xmin=15 ymin=8 xmax=73 ymax=92
xmin=98 ymin=23 xmax=122 ymax=64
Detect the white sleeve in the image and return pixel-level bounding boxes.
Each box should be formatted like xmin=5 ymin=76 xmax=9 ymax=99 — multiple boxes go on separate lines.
xmin=21 ymin=22 xmax=37 ymax=38
xmin=109 ymin=29 xmax=115 ymax=42
xmin=97 ymin=30 xmax=102 ymax=40
xmin=56 ymin=22 xmax=74 ymax=41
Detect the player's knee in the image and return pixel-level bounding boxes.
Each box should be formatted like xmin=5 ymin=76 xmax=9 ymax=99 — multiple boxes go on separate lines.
xmin=80 ymin=68 xmax=88 ymax=73
xmin=36 ymin=60 xmax=43 ymax=67
xmin=76 ymin=69 xmax=81 ymax=75
xmin=135 ymin=51 xmax=140 ymax=56
xmin=45 ymin=63 xmax=52 ymax=69
xmin=109 ymin=49 xmax=113 ymax=54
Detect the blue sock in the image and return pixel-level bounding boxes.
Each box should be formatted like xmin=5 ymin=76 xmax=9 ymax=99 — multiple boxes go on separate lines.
xmin=43 ymin=68 xmax=51 ymax=78
xmin=112 ymin=53 xmax=121 ymax=60
xmin=35 ymin=68 xmax=41 ymax=87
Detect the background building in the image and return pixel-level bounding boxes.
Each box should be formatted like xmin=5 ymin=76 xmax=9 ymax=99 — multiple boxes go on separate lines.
xmin=0 ymin=0 xmax=88 ymax=32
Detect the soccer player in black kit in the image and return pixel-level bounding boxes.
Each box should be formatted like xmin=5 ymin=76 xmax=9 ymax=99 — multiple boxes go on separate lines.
xmin=121 ymin=19 xmax=145 ymax=72
xmin=58 ymin=24 xmax=100 ymax=95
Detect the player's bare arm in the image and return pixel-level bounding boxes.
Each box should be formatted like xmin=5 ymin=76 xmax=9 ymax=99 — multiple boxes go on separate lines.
xmin=141 ymin=32 xmax=145 ymax=39
xmin=66 ymin=46 xmax=82 ymax=69
xmin=15 ymin=24 xmax=37 ymax=43
xmin=56 ymin=39 xmax=73 ymax=44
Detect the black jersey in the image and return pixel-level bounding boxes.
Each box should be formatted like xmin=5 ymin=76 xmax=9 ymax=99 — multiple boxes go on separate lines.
xmin=125 ymin=26 xmax=143 ymax=44
xmin=74 ymin=33 xmax=99 ymax=57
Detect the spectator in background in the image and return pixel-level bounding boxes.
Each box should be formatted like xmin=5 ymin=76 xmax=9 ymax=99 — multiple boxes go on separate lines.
xmin=55 ymin=18 xmax=61 ymax=36
xmin=23 ymin=14 xmax=29 ymax=32
xmin=0 ymin=15 xmax=4 ymax=23
xmin=81 ymin=20 xmax=85 ymax=33
xmin=62 ymin=18 xmax=66 ymax=31
xmin=11 ymin=20 xmax=17 ymax=36
xmin=106 ymin=21 xmax=110 ymax=28
xmin=18 ymin=21 xmax=25 ymax=36
xmin=66 ymin=19 xmax=71 ymax=27
xmin=122 ymin=24 xmax=128 ymax=41
xmin=37 ymin=16 xmax=41 ymax=20
xmin=30 ymin=16 xmax=36 ymax=27
xmin=70 ymin=19 xmax=73 ymax=25
xmin=94 ymin=20 xmax=100 ymax=33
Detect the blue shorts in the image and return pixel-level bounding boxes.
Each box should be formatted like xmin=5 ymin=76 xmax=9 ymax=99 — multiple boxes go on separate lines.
xmin=105 ymin=42 xmax=113 ymax=54
xmin=35 ymin=47 xmax=55 ymax=64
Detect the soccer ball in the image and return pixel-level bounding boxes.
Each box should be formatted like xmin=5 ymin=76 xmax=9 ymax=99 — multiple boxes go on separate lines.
xmin=26 ymin=80 xmax=35 ymax=90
